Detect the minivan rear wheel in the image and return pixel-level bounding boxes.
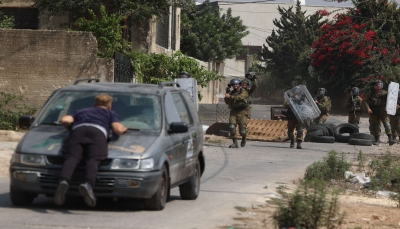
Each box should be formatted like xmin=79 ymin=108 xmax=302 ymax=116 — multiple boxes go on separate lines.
xmin=143 ymin=165 xmax=169 ymax=211
xmin=179 ymin=159 xmax=201 ymax=200
xmin=10 ymin=186 xmax=35 ymax=206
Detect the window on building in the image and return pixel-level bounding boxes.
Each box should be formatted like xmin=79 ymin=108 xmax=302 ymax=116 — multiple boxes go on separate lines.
xmin=0 ymin=7 xmax=38 ymax=29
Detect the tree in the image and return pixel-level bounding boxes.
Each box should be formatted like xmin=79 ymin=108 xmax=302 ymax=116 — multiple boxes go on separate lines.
xmin=259 ymin=0 xmax=327 ymax=90
xmin=74 ymin=6 xmax=130 ymax=59
xmin=127 ymin=51 xmax=224 ymax=100
xmin=0 ymin=0 xmax=14 ymax=28
xmin=180 ymin=0 xmax=249 ymax=62
xmin=33 ymin=0 xmax=170 ymax=24
xmin=310 ymin=0 xmax=400 ymax=91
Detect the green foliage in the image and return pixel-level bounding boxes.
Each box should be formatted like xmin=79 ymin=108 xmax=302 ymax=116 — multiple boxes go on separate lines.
xmin=127 ymin=51 xmax=224 ymax=100
xmin=180 ymin=0 xmax=249 ymax=62
xmin=0 ymin=0 xmax=14 ymax=28
xmin=74 ymin=6 xmax=131 ymax=59
xmin=33 ymin=0 xmax=170 ymax=23
xmin=272 ymin=179 xmax=346 ymax=228
xmin=368 ymin=152 xmax=400 ymax=207
xmin=259 ymin=0 xmax=327 ymax=90
xmin=304 ymin=150 xmax=351 ymax=182
xmin=0 ymin=92 xmax=37 ymax=131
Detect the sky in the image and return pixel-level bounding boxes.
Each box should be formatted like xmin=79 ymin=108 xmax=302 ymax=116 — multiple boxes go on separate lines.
xmin=195 ymin=0 xmax=354 ymax=7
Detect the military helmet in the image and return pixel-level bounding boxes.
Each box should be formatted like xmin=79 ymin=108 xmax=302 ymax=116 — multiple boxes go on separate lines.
xmin=178 ymin=71 xmax=190 ymax=78
xmin=241 ymin=79 xmax=250 ymax=85
xmin=290 ymin=86 xmax=302 ymax=96
xmin=230 ymin=79 xmax=241 ymax=85
xmin=374 ymin=80 xmax=383 ymax=90
xmin=245 ymin=72 xmax=256 ymax=80
xmin=316 ymin=88 xmax=327 ymax=97
xmin=351 ymin=87 xmax=360 ymax=96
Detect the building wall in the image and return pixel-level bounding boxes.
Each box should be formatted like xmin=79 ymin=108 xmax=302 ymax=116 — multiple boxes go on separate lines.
xmin=0 ymin=29 xmax=113 ymax=110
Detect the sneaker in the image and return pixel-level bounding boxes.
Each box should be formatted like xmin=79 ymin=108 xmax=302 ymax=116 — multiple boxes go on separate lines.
xmin=54 ymin=180 xmax=69 ymax=206
xmin=79 ymin=183 xmax=96 ymax=207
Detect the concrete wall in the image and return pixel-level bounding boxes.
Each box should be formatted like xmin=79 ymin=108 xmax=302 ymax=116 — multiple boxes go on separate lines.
xmin=0 ymin=29 xmax=113 ymax=110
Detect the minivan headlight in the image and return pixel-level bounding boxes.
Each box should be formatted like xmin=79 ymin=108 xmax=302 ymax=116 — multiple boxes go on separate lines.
xmin=11 ymin=153 xmax=46 ymax=166
xmin=111 ymin=158 xmax=154 ymax=170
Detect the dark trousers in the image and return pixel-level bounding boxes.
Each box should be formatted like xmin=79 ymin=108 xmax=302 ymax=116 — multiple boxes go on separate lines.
xmin=60 ymin=126 xmax=108 ymax=186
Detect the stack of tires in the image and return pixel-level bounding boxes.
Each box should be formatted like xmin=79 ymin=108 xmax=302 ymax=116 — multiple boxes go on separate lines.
xmin=304 ymin=123 xmax=374 ymax=146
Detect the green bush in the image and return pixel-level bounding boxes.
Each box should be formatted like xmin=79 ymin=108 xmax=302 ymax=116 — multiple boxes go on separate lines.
xmin=368 ymin=152 xmax=400 ymax=208
xmin=304 ymin=150 xmax=351 ymax=182
xmin=272 ymin=179 xmax=346 ymax=229
xmin=0 ymin=92 xmax=37 ymax=131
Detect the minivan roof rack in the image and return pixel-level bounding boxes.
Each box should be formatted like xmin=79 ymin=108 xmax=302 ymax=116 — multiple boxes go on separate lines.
xmin=158 ymin=82 xmax=180 ymax=89
xmin=73 ymin=78 xmax=100 ymax=85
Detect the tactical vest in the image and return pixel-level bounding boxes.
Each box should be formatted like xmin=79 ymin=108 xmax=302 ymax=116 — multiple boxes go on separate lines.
xmin=368 ymin=91 xmax=386 ymax=107
xmin=229 ymin=88 xmax=248 ymax=109
xmin=317 ymin=96 xmax=331 ymax=113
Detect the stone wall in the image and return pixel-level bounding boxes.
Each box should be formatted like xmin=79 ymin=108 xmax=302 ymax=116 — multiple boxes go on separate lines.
xmin=0 ymin=29 xmax=113 ymax=111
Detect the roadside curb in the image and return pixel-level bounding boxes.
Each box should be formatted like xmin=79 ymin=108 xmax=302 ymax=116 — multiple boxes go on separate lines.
xmin=0 ymin=130 xmax=25 ymax=142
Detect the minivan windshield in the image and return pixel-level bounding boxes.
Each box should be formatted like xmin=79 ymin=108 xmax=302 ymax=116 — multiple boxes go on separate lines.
xmin=36 ymin=91 xmax=162 ymax=131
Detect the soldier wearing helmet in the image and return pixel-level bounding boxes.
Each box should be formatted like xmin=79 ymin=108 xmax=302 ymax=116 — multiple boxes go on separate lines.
xmin=283 ymin=86 xmax=305 ymax=149
xmin=389 ymin=90 xmax=400 ymax=143
xmin=363 ymin=79 xmax=395 ymax=146
xmin=313 ymin=88 xmax=331 ymax=124
xmin=241 ymin=72 xmax=258 ymax=119
xmin=225 ymin=78 xmax=249 ymax=148
xmin=345 ymin=87 xmax=363 ymax=128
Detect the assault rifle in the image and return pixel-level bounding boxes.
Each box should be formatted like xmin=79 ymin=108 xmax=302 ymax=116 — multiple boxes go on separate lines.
xmin=226 ymin=84 xmax=231 ymax=93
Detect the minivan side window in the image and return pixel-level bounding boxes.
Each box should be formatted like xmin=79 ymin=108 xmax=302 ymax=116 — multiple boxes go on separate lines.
xmin=171 ymin=92 xmax=193 ymax=125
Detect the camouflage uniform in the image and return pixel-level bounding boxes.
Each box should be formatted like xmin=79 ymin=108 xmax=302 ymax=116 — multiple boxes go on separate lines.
xmin=363 ymin=89 xmax=392 ymax=143
xmin=244 ymin=79 xmax=258 ymax=119
xmin=284 ymin=100 xmax=304 ymax=149
xmin=314 ymin=96 xmax=331 ymax=124
xmin=224 ymin=87 xmax=249 ymax=148
xmin=345 ymin=95 xmax=363 ymax=128
xmin=389 ymin=99 xmax=400 ymax=141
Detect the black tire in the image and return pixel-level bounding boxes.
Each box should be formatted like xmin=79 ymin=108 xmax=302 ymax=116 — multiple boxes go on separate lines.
xmin=349 ymin=138 xmax=373 ymax=146
xmin=10 ymin=186 xmax=35 ymax=206
xmin=304 ymin=129 xmax=324 ymax=142
xmin=307 ymin=125 xmax=330 ymax=136
xmin=334 ymin=123 xmax=359 ymax=136
xmin=335 ymin=134 xmax=352 ymax=143
xmin=311 ymin=135 xmax=335 ymax=143
xmin=350 ymin=133 xmax=375 ymax=141
xmin=179 ymin=159 xmax=201 ymax=200
xmin=143 ymin=165 xmax=169 ymax=211
xmin=323 ymin=123 xmax=336 ymax=136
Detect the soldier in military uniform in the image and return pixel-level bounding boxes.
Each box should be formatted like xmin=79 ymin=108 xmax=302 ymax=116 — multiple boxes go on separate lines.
xmin=363 ymin=80 xmax=395 ymax=146
xmin=314 ymin=88 xmax=331 ymax=124
xmin=389 ymin=91 xmax=400 ymax=143
xmin=224 ymin=79 xmax=249 ymax=148
xmin=241 ymin=72 xmax=258 ymax=118
xmin=345 ymin=87 xmax=363 ymax=128
xmin=284 ymin=86 xmax=304 ymax=149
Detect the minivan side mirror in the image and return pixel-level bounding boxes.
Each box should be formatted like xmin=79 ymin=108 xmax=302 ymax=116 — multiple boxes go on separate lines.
xmin=19 ymin=115 xmax=35 ymax=129
xmin=169 ymin=122 xmax=188 ymax=133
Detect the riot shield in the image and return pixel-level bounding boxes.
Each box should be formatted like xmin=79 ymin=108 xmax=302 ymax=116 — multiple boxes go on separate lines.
xmin=284 ymin=85 xmax=321 ymax=128
xmin=386 ymin=81 xmax=399 ymax=115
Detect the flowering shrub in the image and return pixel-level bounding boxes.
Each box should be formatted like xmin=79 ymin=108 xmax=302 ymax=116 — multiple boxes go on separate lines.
xmin=309 ymin=0 xmax=400 ymax=91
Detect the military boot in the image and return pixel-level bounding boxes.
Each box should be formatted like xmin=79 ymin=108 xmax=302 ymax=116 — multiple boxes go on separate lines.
xmin=373 ymin=136 xmax=381 ymax=146
xmin=229 ymin=138 xmax=239 ymax=148
xmin=241 ymin=136 xmax=246 ymax=147
xmin=388 ymin=134 xmax=396 ymax=146
xmin=296 ymin=140 xmax=302 ymax=149
xmin=290 ymin=139 xmax=295 ymax=148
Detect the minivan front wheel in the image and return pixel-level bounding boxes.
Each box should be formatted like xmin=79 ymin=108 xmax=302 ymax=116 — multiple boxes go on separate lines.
xmin=179 ymin=159 xmax=201 ymax=200
xmin=143 ymin=165 xmax=169 ymax=211
xmin=10 ymin=186 xmax=35 ymax=206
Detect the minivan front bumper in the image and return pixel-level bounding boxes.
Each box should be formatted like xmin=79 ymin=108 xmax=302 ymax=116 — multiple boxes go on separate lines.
xmin=10 ymin=166 xmax=162 ymax=199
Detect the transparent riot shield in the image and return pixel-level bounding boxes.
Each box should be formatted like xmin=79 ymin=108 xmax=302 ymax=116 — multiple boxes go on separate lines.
xmin=284 ymin=85 xmax=321 ymax=128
